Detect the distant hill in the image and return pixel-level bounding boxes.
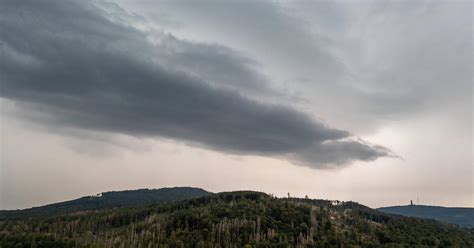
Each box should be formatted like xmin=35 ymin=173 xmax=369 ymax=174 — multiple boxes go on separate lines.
xmin=0 ymin=187 xmax=211 ymax=220
xmin=1 ymin=191 xmax=473 ymax=247
xmin=378 ymin=205 xmax=474 ymax=228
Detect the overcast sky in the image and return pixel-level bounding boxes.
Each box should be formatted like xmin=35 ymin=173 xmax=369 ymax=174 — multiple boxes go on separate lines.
xmin=0 ymin=0 xmax=472 ymax=209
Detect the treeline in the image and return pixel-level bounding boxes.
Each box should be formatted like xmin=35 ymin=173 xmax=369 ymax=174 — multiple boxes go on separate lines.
xmin=1 ymin=191 xmax=472 ymax=247
xmin=0 ymin=187 xmax=210 ymax=220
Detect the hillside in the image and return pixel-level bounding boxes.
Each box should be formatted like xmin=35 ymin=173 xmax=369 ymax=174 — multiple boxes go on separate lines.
xmin=0 ymin=187 xmax=210 ymax=220
xmin=378 ymin=205 xmax=474 ymax=229
xmin=1 ymin=191 xmax=472 ymax=247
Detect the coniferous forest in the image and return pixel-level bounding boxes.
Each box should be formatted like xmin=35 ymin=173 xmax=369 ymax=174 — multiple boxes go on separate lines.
xmin=1 ymin=191 xmax=473 ymax=247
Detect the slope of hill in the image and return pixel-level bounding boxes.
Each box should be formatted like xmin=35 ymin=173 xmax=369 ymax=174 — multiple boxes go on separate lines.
xmin=0 ymin=187 xmax=211 ymax=220
xmin=1 ymin=191 xmax=472 ymax=247
xmin=378 ymin=205 xmax=474 ymax=229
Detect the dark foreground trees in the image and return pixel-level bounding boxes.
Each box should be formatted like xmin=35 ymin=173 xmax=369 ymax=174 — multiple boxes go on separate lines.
xmin=1 ymin=191 xmax=473 ymax=247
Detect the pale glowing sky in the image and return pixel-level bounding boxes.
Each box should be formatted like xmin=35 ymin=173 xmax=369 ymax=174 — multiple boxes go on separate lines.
xmin=0 ymin=0 xmax=472 ymax=209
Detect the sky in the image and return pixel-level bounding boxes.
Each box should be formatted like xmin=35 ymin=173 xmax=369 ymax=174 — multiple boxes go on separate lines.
xmin=0 ymin=0 xmax=472 ymax=210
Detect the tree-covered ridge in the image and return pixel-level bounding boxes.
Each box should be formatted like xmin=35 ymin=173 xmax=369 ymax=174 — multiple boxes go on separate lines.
xmin=1 ymin=191 xmax=472 ymax=247
xmin=0 ymin=187 xmax=211 ymax=220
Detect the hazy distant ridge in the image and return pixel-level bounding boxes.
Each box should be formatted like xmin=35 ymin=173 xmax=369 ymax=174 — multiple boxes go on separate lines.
xmin=378 ymin=205 xmax=474 ymax=228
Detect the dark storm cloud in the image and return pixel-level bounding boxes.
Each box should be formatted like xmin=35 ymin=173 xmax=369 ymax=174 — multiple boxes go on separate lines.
xmin=292 ymin=140 xmax=395 ymax=167
xmin=0 ymin=0 xmax=392 ymax=167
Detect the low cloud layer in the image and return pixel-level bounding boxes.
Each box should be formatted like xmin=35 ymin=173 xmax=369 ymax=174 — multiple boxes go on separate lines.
xmin=0 ymin=0 xmax=393 ymax=167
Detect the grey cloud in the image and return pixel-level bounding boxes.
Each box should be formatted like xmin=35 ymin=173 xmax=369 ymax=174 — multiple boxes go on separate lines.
xmin=123 ymin=0 xmax=346 ymax=82
xmin=133 ymin=0 xmax=471 ymax=135
xmin=292 ymin=140 xmax=396 ymax=168
xmin=156 ymin=35 xmax=269 ymax=92
xmin=0 ymin=0 xmax=391 ymax=167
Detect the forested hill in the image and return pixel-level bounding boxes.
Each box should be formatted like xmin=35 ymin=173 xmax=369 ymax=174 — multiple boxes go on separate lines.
xmin=1 ymin=191 xmax=473 ymax=247
xmin=378 ymin=205 xmax=474 ymax=229
xmin=0 ymin=187 xmax=210 ymax=220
